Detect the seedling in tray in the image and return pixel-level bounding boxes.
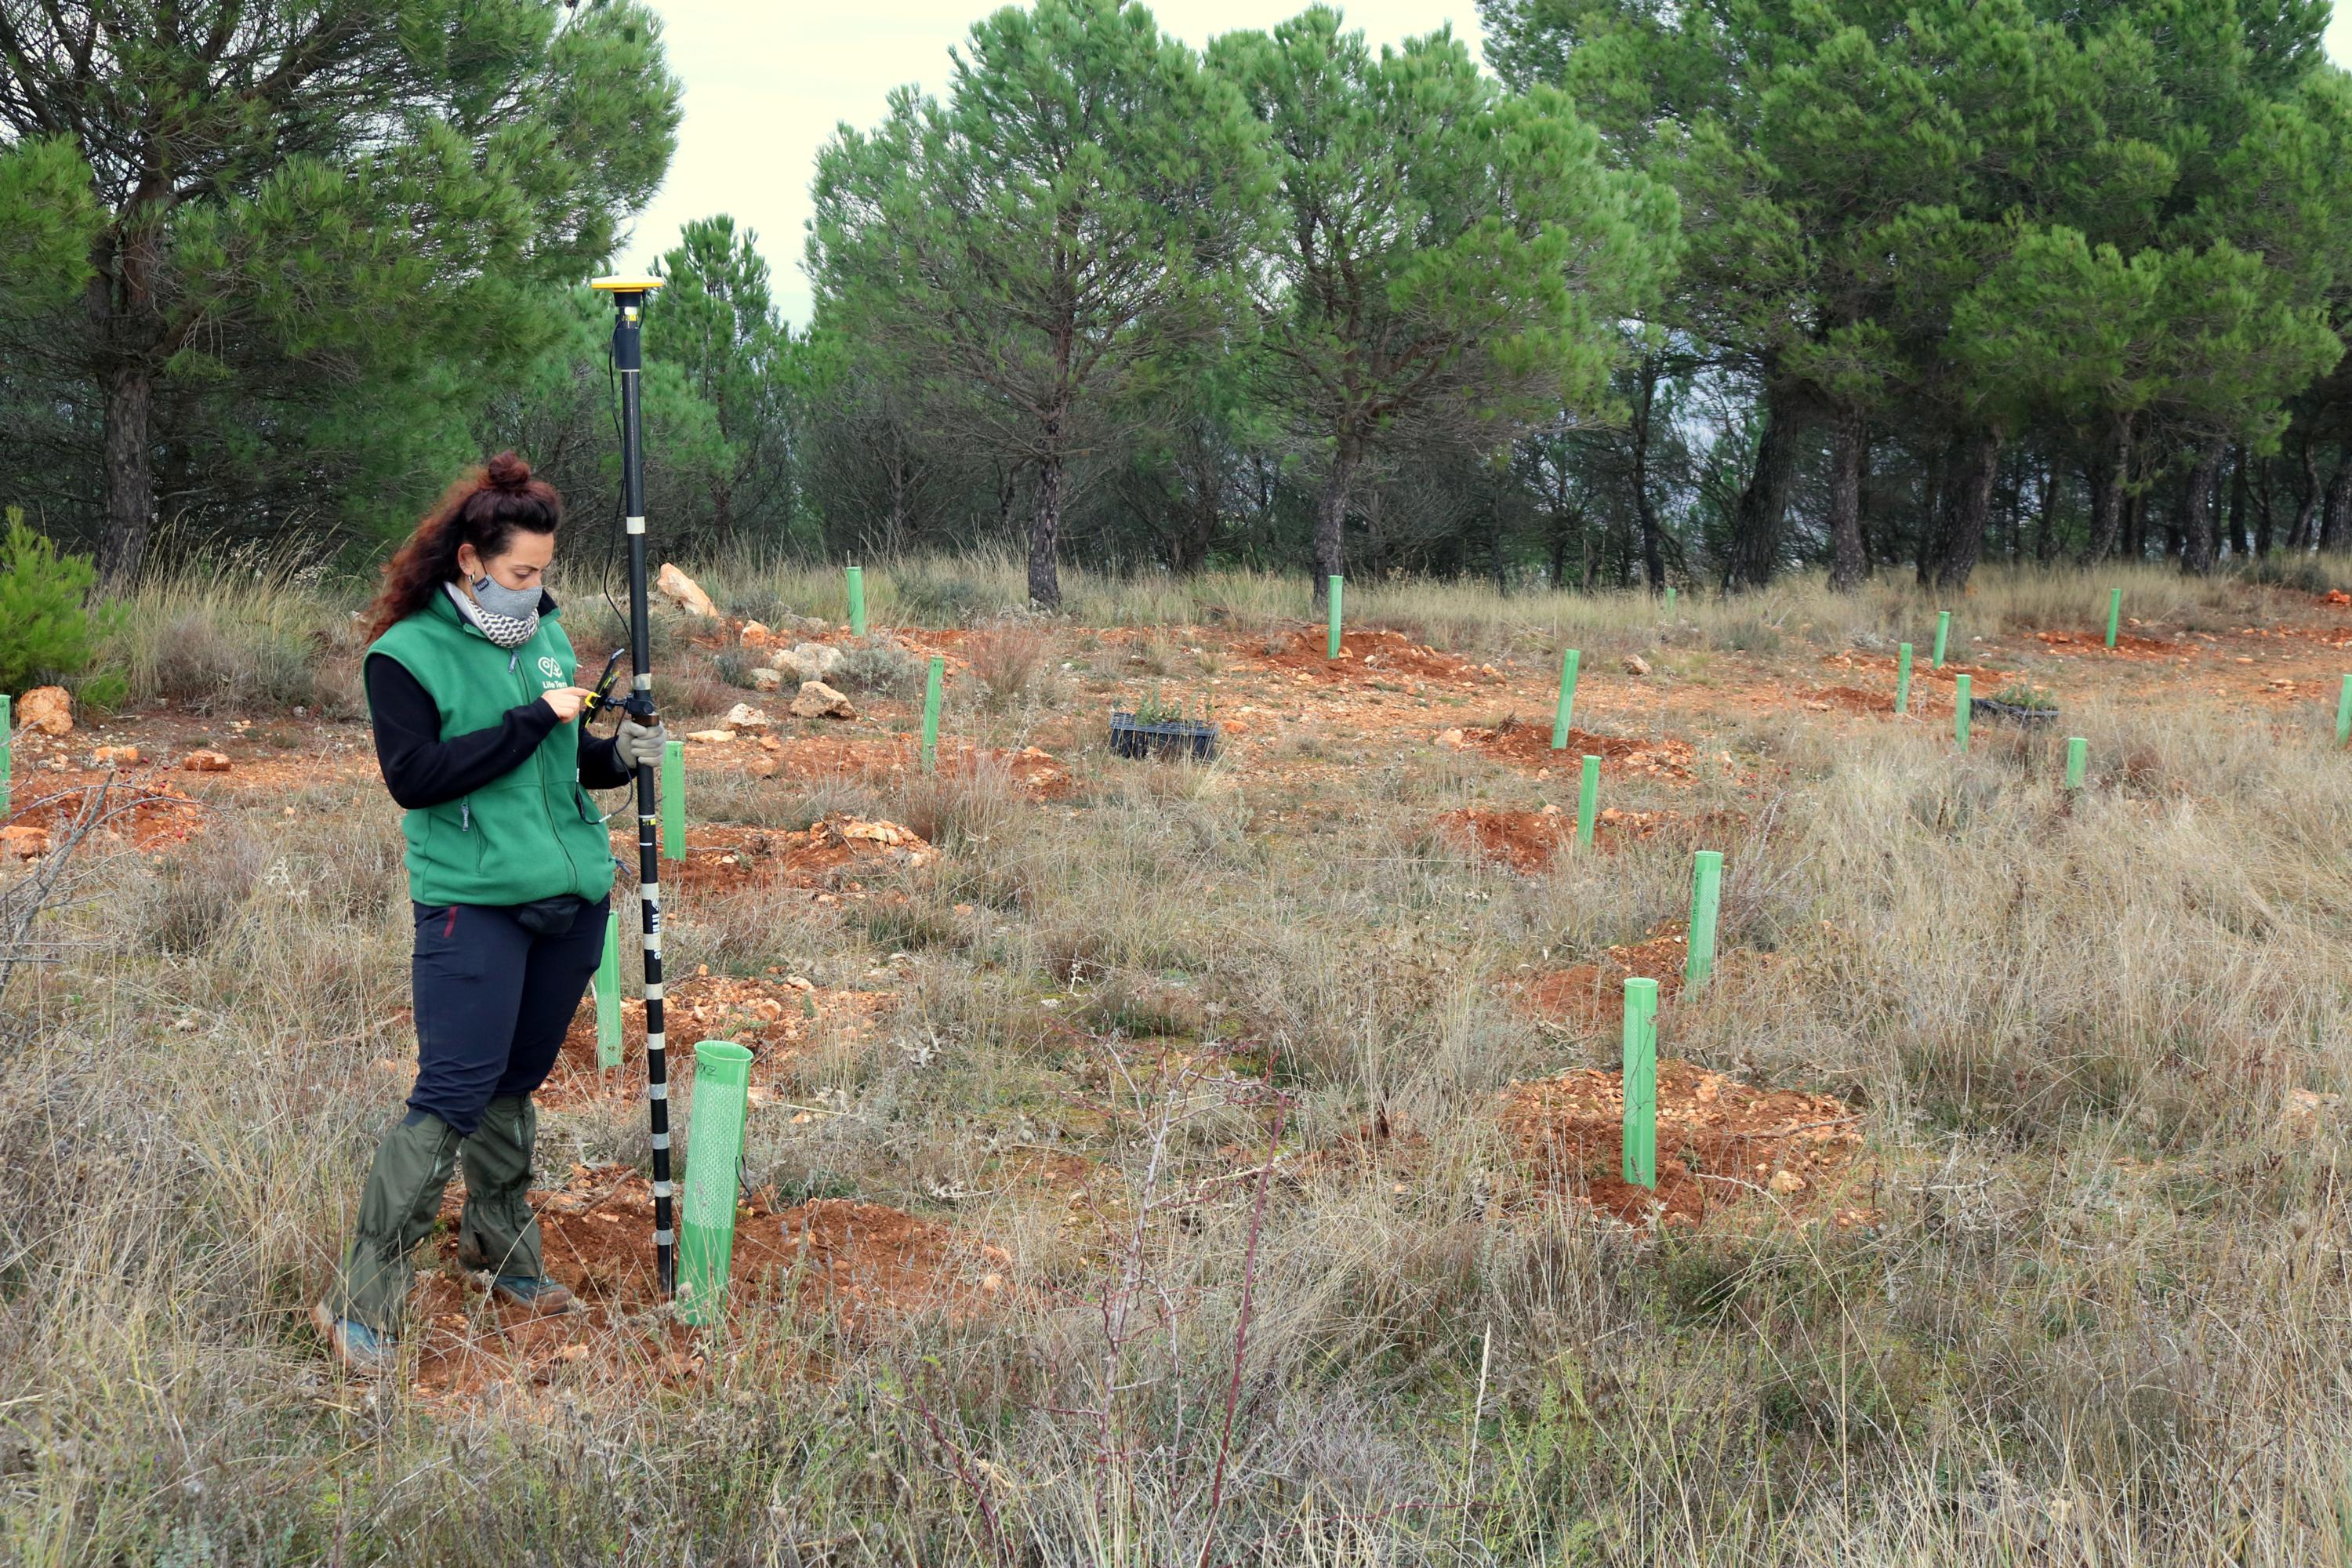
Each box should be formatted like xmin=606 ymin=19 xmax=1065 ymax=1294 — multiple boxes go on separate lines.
xmin=1974 ymin=681 xmax=2060 ymax=724
xmin=1110 ymin=686 xmax=1219 ymax=760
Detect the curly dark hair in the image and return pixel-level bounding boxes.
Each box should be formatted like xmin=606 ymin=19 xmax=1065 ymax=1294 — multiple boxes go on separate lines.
xmin=364 ymin=452 xmax=564 ymax=641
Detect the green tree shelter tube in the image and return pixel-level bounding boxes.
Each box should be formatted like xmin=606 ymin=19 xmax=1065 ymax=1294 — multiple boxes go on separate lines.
xmin=1327 ymin=575 xmax=1343 ymax=659
xmin=1685 ymin=849 xmax=1723 ymax=988
xmin=1955 ymin=673 xmax=1973 ymax=752
xmin=2338 ymin=675 xmax=2351 ymax=747
xmin=1621 ymin=978 xmax=1658 ymax=1189
xmin=0 ymin=694 xmax=10 ymax=818
xmin=846 ymin=565 xmax=867 ymax=637
xmin=1551 ymin=648 xmax=1580 ymax=750
xmin=677 ymin=1039 xmax=754 ymax=1327
xmin=2065 ymin=736 xmax=2089 ymax=791
xmin=1576 ymin=754 xmax=1599 ymax=848
xmin=660 ymin=739 xmax=684 ymax=864
xmin=2106 ymin=588 xmax=2122 ymax=650
xmin=921 ymin=655 xmax=944 ymax=773
xmin=1896 ymin=643 xmax=1912 ymax=715
xmin=594 ymin=910 xmax=623 ymax=1070
xmin=1933 ymin=611 xmax=1951 ymax=670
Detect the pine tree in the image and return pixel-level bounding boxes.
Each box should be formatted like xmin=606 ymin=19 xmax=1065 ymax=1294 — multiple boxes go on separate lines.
xmin=0 ymin=0 xmax=678 ymax=579
xmin=653 ymin=216 xmax=800 ymax=550
xmin=808 ymin=0 xmax=1275 ymax=609
xmin=1210 ymin=8 xmax=1675 ymax=600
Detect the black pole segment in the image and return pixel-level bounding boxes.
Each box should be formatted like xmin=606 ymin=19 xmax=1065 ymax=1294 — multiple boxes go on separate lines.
xmin=604 ymin=283 xmax=674 ymax=1299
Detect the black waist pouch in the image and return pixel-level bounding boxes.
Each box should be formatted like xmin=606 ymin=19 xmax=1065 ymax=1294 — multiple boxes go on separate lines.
xmin=512 ymin=895 xmax=590 ymax=937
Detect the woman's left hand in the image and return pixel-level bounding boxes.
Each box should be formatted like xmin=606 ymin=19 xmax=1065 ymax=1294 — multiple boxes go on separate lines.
xmin=614 ymin=718 xmax=670 ymax=771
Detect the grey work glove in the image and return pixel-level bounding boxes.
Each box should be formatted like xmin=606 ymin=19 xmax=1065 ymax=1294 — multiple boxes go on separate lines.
xmin=612 ymin=717 xmax=670 ymax=771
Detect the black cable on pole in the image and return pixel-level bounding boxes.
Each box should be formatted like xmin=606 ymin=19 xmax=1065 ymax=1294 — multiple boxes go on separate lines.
xmin=590 ymin=273 xmax=674 ymax=1300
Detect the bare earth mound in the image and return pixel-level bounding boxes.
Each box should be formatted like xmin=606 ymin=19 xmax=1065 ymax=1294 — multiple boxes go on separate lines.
xmin=412 ymin=1163 xmax=1004 ymax=1400
xmin=1500 ymin=1058 xmax=1867 ymax=1227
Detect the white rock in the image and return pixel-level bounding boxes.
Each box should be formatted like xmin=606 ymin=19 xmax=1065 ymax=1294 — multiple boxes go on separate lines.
xmin=788 ymin=641 xmax=843 ymax=680
xmin=722 ymin=702 xmax=770 ymax=730
xmin=789 ymin=681 xmax=855 ymax=720
xmin=16 ymin=686 xmax=71 ymax=736
xmin=1623 ymin=654 xmax=1652 ymax=677
xmin=655 ymin=563 xmax=717 ymax=619
xmin=749 ymin=667 xmax=783 ymax=692
xmin=0 ymin=825 xmax=50 ymax=859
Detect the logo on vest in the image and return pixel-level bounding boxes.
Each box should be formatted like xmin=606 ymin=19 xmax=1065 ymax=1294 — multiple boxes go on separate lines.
xmin=538 ymin=655 xmax=563 ymax=681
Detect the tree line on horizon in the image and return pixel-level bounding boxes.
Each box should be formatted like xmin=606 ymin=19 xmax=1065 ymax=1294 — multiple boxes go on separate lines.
xmin=3 ymin=0 xmax=2350 ymax=607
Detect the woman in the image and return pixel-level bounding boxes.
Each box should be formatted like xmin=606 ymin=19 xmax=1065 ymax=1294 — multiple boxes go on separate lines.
xmin=315 ymin=452 xmax=665 ymax=1372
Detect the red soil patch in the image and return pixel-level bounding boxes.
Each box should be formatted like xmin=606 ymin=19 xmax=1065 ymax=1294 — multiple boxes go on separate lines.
xmin=724 ymin=733 xmax=1071 ymax=798
xmin=1820 ymin=649 xmax=2005 ymax=684
xmin=557 ymin=979 xmax=874 ymax=1090
xmin=1261 ymin=626 xmax=1489 ymax=685
xmin=2245 ymin=622 xmax=2352 ymax=651
xmin=1439 ymin=715 xmax=1697 ymax=781
xmin=543 ymin=971 xmax=892 ymax=1107
xmin=635 ymin=816 xmax=935 ymax=898
xmin=1499 ymin=1059 xmax=1866 ymax=1228
xmin=1439 ymin=805 xmax=1672 ymax=872
xmin=1 ymin=771 xmax=206 ymax=854
xmin=1515 ymin=925 xmax=1693 ymax=1026
xmin=1804 ymin=685 xmax=1892 ymax=716
xmin=409 ymin=1163 xmax=1006 ymax=1400
xmin=2032 ymin=630 xmax=2176 ymax=658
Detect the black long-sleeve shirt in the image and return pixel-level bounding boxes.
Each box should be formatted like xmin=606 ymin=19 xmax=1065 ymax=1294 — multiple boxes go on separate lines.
xmin=365 ymin=652 xmax=631 ymax=811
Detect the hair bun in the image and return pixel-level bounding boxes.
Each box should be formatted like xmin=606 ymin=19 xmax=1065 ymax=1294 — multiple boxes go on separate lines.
xmin=484 ymin=451 xmax=533 ymax=492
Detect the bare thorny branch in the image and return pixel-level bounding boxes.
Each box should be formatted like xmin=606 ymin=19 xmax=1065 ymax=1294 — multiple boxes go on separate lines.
xmin=1 ymin=774 xmax=169 ymax=1024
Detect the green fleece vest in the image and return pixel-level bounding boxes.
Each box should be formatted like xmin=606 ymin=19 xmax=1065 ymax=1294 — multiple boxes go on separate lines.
xmin=368 ymin=590 xmax=615 ymax=908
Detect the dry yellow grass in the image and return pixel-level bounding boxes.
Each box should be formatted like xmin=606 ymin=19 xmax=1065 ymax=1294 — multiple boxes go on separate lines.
xmin=2 ymin=557 xmax=2350 ymax=1564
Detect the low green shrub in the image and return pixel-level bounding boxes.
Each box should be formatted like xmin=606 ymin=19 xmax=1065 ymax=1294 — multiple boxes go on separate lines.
xmin=0 ymin=509 xmax=99 ymax=691
xmin=829 ymin=637 xmax=924 ymax=697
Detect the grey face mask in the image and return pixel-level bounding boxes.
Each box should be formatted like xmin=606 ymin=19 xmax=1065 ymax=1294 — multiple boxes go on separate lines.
xmin=470 ymin=574 xmax=542 ymax=622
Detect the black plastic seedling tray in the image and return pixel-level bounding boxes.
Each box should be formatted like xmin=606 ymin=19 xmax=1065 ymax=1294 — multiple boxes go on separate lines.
xmin=1969 ymin=698 xmax=2059 ymax=724
xmin=1109 ymin=713 xmax=1218 ymax=760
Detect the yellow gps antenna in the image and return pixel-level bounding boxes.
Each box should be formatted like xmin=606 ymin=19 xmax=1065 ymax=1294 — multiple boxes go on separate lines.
xmin=590 ymin=272 xmax=676 ymax=1298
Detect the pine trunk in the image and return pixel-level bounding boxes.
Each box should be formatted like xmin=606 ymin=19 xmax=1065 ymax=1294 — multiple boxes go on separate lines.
xmin=1027 ymin=426 xmax=1065 ymax=609
xmin=2321 ymin=448 xmax=2352 ymax=553
xmin=1313 ymin=436 xmax=1359 ymax=607
xmin=1826 ymin=403 xmax=1866 ymax=591
xmin=97 ymin=365 xmax=156 ymax=583
xmin=1727 ymin=383 xmax=1799 ymax=590
xmin=2034 ymin=456 xmax=2059 ymax=563
xmin=2253 ymin=455 xmax=2276 ymax=557
xmin=2180 ymin=440 xmax=2223 ymax=575
xmin=1935 ymin=428 xmax=2002 ymax=591
xmin=2227 ymin=445 xmax=2250 ymax=558
xmin=2288 ymin=441 xmax=2321 ymax=552
xmin=1632 ymin=361 xmax=1666 ymax=593
xmin=2082 ymin=417 xmax=2130 ymax=564
xmin=1918 ymin=434 xmax=1958 ymax=586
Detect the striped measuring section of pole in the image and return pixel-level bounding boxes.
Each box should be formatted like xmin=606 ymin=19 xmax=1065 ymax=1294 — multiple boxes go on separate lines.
xmin=595 ymin=274 xmax=677 ymax=1298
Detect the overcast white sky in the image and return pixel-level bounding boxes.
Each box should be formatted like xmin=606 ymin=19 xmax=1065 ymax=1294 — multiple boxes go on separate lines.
xmin=618 ymin=2 xmax=2352 ymax=330
xmin=616 ymin=3 xmax=1486 ymax=327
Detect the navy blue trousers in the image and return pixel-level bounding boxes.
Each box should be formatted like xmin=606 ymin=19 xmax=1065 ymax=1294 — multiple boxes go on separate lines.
xmin=406 ymin=896 xmax=609 ymax=1136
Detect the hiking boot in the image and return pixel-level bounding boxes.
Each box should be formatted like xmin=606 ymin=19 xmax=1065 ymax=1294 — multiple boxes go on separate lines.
xmin=313 ymin=1303 xmax=397 ymax=1374
xmin=486 ymin=1274 xmax=575 ymax=1316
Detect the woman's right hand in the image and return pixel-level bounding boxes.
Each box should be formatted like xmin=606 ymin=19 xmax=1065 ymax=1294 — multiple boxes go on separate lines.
xmin=538 ymin=686 xmax=598 ymax=724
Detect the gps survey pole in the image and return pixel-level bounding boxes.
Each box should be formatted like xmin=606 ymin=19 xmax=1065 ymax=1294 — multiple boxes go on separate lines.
xmin=591 ymin=274 xmax=675 ymax=1299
